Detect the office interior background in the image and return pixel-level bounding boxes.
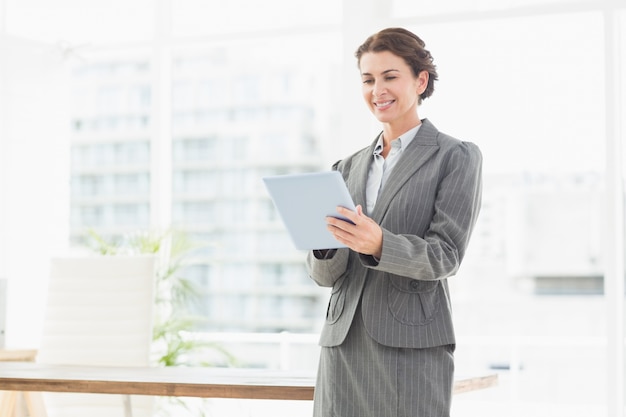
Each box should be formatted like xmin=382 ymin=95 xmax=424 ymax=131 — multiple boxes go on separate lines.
xmin=0 ymin=0 xmax=625 ymax=416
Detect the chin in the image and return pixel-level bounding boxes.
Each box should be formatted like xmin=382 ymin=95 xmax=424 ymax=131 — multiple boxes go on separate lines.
xmin=373 ymin=113 xmax=395 ymax=123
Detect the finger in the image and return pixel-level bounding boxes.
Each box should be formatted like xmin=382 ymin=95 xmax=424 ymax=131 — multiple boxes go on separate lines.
xmin=336 ymin=206 xmax=360 ymax=224
xmin=326 ymin=216 xmax=354 ymax=233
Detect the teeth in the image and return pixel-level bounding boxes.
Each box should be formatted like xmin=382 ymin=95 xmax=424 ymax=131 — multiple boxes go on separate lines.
xmin=376 ymin=101 xmax=393 ymax=107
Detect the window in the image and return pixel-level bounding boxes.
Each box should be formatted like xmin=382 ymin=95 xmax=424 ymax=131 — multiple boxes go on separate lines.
xmin=3 ymin=1 xmax=623 ymax=415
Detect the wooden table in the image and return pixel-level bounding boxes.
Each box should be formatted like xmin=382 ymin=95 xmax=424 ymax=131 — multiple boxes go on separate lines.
xmin=0 ymin=362 xmax=498 ymax=416
xmin=0 ymin=349 xmax=44 ymax=417
xmin=0 ymin=362 xmax=497 ymax=400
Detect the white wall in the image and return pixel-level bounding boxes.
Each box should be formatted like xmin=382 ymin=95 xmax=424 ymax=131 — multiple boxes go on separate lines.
xmin=0 ymin=34 xmax=70 ymax=348
xmin=0 ymin=0 xmax=9 ymax=349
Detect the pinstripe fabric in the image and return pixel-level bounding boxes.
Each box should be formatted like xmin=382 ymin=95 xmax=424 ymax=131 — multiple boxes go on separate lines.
xmin=306 ymin=119 xmax=482 ymax=416
xmin=313 ymin=301 xmax=455 ymax=417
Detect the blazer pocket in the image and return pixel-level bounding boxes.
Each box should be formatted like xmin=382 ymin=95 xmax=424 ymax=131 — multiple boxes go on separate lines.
xmin=326 ymin=273 xmax=348 ymax=324
xmin=387 ymin=276 xmax=440 ymax=326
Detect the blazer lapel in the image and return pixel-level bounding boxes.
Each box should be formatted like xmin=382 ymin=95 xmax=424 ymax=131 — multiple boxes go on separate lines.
xmin=346 ymin=139 xmax=379 ymax=216
xmin=371 ymin=119 xmax=440 ymax=223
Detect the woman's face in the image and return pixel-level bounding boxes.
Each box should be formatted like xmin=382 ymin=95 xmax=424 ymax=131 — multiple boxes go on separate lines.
xmin=359 ymin=50 xmax=427 ymax=128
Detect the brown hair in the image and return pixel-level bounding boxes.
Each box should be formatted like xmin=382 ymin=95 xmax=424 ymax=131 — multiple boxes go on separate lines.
xmin=355 ymin=27 xmax=438 ymax=103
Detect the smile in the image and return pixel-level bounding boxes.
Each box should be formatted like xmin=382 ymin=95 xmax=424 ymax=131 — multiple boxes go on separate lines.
xmin=374 ymin=100 xmax=395 ymax=109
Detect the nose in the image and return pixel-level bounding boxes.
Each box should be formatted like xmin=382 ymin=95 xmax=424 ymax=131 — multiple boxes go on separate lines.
xmin=373 ymin=83 xmax=386 ymax=97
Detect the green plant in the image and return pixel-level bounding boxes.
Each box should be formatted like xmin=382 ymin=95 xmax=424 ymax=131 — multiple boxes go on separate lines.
xmin=85 ymin=228 xmax=237 ymax=368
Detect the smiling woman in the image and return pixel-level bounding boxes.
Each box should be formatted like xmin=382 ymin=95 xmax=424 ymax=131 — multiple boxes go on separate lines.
xmin=307 ymin=27 xmax=483 ymax=417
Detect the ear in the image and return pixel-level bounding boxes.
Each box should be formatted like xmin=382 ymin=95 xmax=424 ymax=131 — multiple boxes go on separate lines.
xmin=416 ymin=70 xmax=429 ymax=95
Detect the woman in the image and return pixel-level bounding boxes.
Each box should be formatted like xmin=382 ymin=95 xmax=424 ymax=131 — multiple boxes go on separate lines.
xmin=306 ymin=27 xmax=483 ymax=417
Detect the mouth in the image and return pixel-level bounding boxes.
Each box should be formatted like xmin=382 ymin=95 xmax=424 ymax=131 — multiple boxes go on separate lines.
xmin=374 ymin=100 xmax=395 ymax=110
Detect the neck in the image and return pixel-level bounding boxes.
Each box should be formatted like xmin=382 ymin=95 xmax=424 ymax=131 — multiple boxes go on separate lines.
xmin=381 ymin=119 xmax=421 ymax=146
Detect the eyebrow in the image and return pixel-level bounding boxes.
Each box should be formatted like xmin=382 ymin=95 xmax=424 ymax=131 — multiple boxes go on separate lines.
xmin=361 ymin=69 xmax=400 ymax=77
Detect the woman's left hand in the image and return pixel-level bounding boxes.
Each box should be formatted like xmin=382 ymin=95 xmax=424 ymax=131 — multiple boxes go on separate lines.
xmin=326 ymin=205 xmax=383 ymax=258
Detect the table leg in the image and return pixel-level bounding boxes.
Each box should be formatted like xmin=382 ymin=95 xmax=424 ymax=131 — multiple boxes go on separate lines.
xmin=23 ymin=392 xmax=47 ymax=417
xmin=0 ymin=391 xmax=17 ymax=416
xmin=122 ymin=394 xmax=133 ymax=417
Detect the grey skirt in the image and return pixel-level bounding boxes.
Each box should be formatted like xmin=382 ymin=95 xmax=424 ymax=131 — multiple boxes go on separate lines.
xmin=313 ymin=303 xmax=455 ymax=417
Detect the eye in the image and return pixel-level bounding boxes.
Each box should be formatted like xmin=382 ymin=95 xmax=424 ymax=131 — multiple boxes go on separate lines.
xmin=385 ymin=76 xmax=397 ymax=81
xmin=362 ymin=79 xmax=374 ymax=85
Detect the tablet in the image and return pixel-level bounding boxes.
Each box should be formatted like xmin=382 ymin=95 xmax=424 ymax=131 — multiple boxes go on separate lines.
xmin=262 ymin=171 xmax=357 ymax=250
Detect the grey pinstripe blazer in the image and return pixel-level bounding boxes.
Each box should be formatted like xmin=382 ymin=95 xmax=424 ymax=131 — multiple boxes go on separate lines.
xmin=306 ymin=118 xmax=482 ymax=349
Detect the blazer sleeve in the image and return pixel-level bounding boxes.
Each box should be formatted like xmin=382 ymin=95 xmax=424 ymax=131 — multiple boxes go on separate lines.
xmin=362 ymin=140 xmax=483 ymax=281
xmin=306 ymin=248 xmax=350 ymax=288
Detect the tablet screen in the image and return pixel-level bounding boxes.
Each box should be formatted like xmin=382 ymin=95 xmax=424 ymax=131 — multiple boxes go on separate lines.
xmin=263 ymin=171 xmax=356 ymax=250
